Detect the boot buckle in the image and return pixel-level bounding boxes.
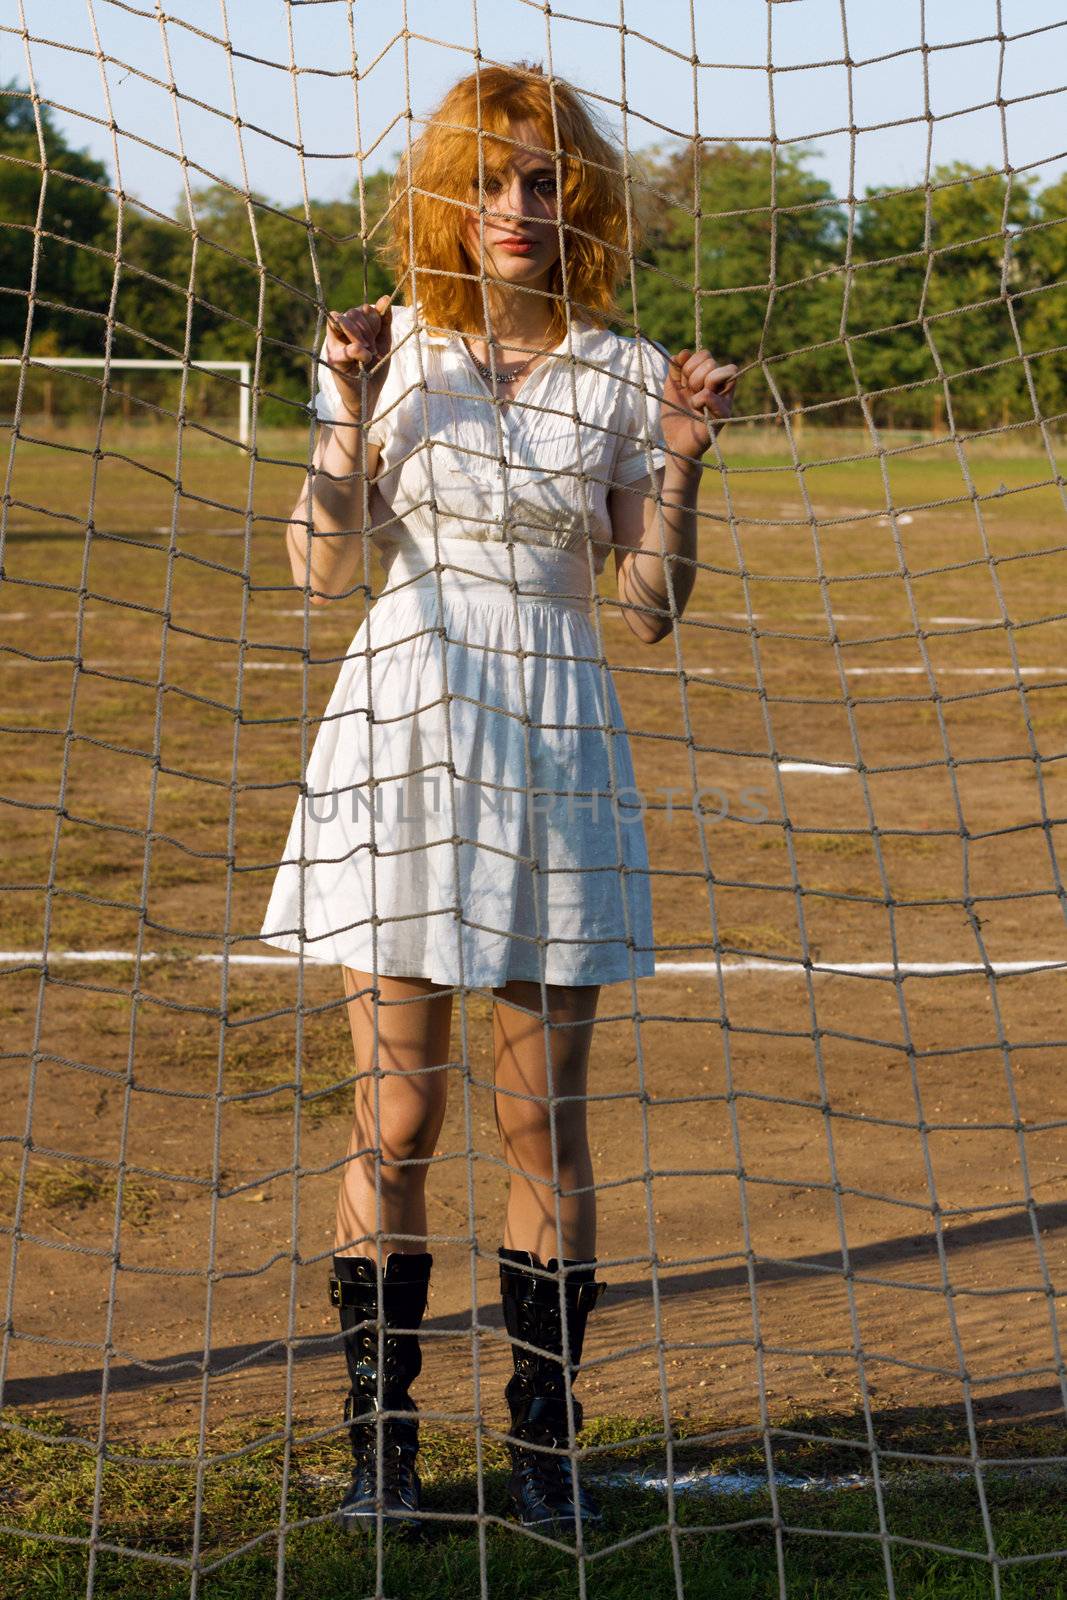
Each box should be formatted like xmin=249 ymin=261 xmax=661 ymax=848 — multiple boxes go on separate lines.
xmin=331 ymin=1275 xmax=379 ymax=1310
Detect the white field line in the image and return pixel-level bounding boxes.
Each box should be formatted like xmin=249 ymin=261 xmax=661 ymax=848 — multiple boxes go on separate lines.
xmin=301 ymin=1464 xmax=874 ymax=1498
xmin=845 ymin=665 xmax=1067 ymax=677
xmin=10 ymin=661 xmax=1065 ymax=677
xmin=11 ymin=608 xmax=987 ymax=625
xmin=690 ymin=665 xmax=1067 ymax=678
xmin=0 ymin=951 xmax=1063 ymax=978
xmin=611 ymin=1464 xmax=1067 ymax=1500
xmin=0 ymin=611 xmax=1006 ymax=627
xmin=11 ymin=661 xmax=1058 ymax=679
xmin=590 ymin=1467 xmax=871 ymax=1496
xmin=778 ymin=761 xmax=851 ymax=774
xmin=302 ymin=1461 xmax=1058 ymax=1499
xmin=0 ymin=609 xmax=329 ymax=624
xmin=653 ymin=959 xmax=1067 ymax=976
xmin=587 ymin=1463 xmax=1067 ymax=1498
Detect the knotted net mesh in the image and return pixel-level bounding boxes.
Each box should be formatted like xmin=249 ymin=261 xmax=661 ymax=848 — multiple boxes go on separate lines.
xmin=2 ymin=1 xmax=1067 ymax=1596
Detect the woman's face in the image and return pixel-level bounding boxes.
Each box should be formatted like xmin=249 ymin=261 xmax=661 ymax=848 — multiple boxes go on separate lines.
xmin=461 ymin=118 xmax=562 ymax=294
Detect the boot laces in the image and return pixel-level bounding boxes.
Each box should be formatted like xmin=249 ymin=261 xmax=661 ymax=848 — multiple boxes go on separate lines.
xmin=514 ymin=1443 xmax=585 ymax=1515
xmin=351 ymin=1421 xmax=418 ymax=1496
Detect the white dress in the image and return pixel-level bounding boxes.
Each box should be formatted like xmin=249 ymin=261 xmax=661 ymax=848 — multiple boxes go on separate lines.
xmin=258 ymin=303 xmax=670 ymax=987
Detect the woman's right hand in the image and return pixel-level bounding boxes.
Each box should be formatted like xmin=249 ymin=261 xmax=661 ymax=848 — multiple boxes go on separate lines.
xmin=323 ymin=294 xmax=393 ymax=417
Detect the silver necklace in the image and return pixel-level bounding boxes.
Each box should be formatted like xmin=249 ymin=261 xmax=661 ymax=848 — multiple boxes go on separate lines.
xmin=464 ymin=338 xmax=554 ymax=387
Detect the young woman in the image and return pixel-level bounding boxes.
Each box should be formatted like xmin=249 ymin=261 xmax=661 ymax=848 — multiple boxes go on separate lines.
xmin=259 ymin=62 xmax=737 ymax=1537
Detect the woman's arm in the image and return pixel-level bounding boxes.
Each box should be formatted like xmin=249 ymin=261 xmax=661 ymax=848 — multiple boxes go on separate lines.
xmin=609 ymin=346 xmax=739 ymax=645
xmin=609 ymin=459 xmax=701 ymax=645
xmin=285 ymin=421 xmax=382 ymax=605
xmin=286 ymin=295 xmax=392 ymax=606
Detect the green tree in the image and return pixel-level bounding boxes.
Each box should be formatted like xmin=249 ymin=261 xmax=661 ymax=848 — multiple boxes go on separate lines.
xmin=626 ymin=141 xmax=849 ymax=420
xmin=1012 ymin=171 xmax=1067 ymax=429
xmin=177 ymin=174 xmax=393 ymax=422
xmin=0 ymin=78 xmax=398 ymax=422
xmin=111 ymin=205 xmax=194 ymax=362
xmin=0 ymin=83 xmax=114 ymax=352
xmin=849 ymin=163 xmax=1035 ymax=429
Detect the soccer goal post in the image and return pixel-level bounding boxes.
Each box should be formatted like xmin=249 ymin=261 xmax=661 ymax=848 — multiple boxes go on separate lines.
xmin=0 ymin=357 xmax=252 ymax=444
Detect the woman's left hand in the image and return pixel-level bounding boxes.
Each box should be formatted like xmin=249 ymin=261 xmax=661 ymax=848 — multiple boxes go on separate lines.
xmin=662 ymin=348 xmax=739 ymax=461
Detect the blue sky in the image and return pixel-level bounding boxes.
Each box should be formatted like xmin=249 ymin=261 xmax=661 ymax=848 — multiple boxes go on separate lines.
xmin=8 ymin=0 xmax=1067 ymax=213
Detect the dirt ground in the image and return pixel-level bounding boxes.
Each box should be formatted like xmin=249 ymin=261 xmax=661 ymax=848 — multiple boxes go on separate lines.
xmin=2 ymin=422 xmax=1067 ymax=1457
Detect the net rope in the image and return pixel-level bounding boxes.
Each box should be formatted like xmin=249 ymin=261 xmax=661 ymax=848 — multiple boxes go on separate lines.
xmin=1 ymin=1 xmax=1066 ymax=1596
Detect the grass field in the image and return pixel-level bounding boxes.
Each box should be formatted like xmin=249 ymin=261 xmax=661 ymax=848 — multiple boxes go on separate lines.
xmin=2 ymin=416 xmax=1067 ymax=1596
xmin=5 ymin=1410 xmax=1067 ymax=1599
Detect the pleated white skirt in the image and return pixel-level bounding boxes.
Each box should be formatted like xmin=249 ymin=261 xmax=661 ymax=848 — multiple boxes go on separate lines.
xmin=258 ymin=535 xmax=655 ymax=987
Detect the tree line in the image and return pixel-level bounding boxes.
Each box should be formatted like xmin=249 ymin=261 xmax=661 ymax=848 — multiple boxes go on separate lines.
xmin=2 ymin=85 xmax=1065 ymax=432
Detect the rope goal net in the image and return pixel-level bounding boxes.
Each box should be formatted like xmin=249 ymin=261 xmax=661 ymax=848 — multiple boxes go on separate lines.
xmin=1 ymin=2 xmax=1066 ymax=1595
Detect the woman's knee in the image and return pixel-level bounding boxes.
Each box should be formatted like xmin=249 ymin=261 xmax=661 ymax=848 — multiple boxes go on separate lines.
xmin=353 ymin=1065 xmax=447 ymax=1166
xmin=496 ymin=1092 xmax=588 ymax=1176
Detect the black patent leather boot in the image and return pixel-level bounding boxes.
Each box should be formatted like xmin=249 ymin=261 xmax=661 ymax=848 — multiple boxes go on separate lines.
xmin=330 ymin=1251 xmax=433 ymax=1535
xmin=498 ymin=1247 xmax=606 ymax=1534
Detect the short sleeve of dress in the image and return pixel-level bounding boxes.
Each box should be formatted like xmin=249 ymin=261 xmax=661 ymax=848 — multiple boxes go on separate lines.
xmin=611 ymin=337 xmax=670 ymax=485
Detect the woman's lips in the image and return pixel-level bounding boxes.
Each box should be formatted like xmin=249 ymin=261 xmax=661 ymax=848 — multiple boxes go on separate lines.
xmin=495 ymin=237 xmax=536 ymax=254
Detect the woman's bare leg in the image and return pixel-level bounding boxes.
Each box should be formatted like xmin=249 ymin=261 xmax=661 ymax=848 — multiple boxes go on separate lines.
xmin=491 ymin=980 xmax=601 ymax=1262
xmin=334 ymin=968 xmax=453 ymax=1261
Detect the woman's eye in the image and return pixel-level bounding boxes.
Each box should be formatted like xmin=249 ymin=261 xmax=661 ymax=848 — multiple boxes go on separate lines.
xmin=533 ymin=178 xmax=557 ymax=195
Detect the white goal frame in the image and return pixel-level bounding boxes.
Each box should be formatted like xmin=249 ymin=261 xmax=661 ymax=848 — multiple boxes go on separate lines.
xmin=0 ymin=357 xmax=252 ymax=445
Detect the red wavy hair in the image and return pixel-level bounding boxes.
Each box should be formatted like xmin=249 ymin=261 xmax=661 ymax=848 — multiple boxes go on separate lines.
xmin=383 ymin=62 xmax=634 ymax=341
